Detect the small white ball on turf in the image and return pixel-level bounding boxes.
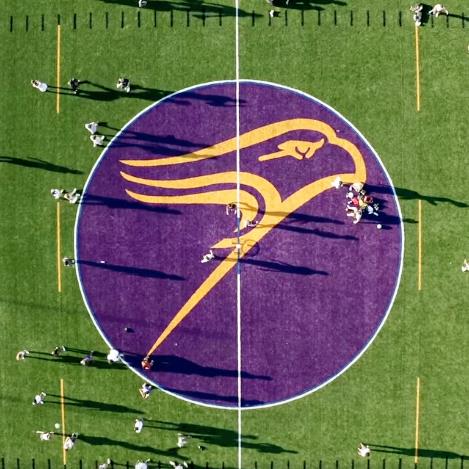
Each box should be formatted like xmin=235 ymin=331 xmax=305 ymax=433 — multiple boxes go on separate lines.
xmin=54 ymin=423 xmax=61 ymax=429
xmin=377 ymin=224 xmax=382 ymax=230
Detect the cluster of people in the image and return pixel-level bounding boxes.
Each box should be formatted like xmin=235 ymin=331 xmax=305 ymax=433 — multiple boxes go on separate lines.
xmin=345 ymin=183 xmax=379 ymax=224
xmin=85 ymin=121 xmax=106 ymax=148
xmin=410 ymin=3 xmax=449 ymax=26
xmin=331 ymin=178 xmax=379 ymax=225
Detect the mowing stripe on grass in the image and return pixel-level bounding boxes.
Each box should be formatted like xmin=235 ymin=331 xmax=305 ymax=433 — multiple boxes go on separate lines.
xmin=418 ymin=200 xmax=422 ymax=291
xmin=415 ymin=24 xmax=420 ymax=111
xmin=56 ymin=25 xmax=61 ymax=114
xmin=56 ymin=202 xmax=62 ymax=293
xmin=60 ymin=378 xmax=66 ymax=466
xmin=414 ymin=377 xmax=421 ymax=463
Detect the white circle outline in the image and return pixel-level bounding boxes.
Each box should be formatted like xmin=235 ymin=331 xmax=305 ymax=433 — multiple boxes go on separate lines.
xmin=74 ymin=79 xmax=405 ymax=411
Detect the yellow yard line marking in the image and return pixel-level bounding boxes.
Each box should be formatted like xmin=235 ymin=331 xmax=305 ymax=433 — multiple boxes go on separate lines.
xmin=60 ymin=378 xmax=67 ymax=466
xmin=415 ymin=24 xmax=421 ymax=112
xmin=418 ymin=200 xmax=422 ymax=291
xmin=56 ymin=25 xmax=61 ymax=113
xmin=414 ymin=377 xmax=421 ymax=463
xmin=56 ymin=202 xmax=62 ymax=293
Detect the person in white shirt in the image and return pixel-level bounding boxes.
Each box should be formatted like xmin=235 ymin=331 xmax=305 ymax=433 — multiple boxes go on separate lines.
xmin=357 ymin=443 xmax=371 ymax=457
xmin=16 ymin=350 xmax=30 ymax=360
xmin=31 ymin=80 xmax=48 ymax=92
xmin=90 ymin=134 xmax=105 ymax=147
xmin=64 ymin=433 xmax=78 ymax=451
xmin=429 ymin=3 xmax=449 ymax=17
xmin=135 ymin=460 xmax=150 ymax=469
xmin=201 ymin=250 xmax=215 ymax=263
xmin=85 ymin=122 xmax=98 ymax=135
xmin=177 ymin=433 xmax=189 ymax=448
xmin=107 ymin=349 xmax=121 ymax=364
xmin=37 ymin=431 xmax=54 ymax=441
xmin=134 ymin=418 xmax=144 ymax=433
xmin=32 ymin=392 xmax=46 ymax=406
xmin=462 ymin=259 xmax=469 ymax=272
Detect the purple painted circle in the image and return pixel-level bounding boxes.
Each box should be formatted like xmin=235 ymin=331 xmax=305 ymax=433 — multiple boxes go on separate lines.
xmin=75 ymin=81 xmax=403 ymax=409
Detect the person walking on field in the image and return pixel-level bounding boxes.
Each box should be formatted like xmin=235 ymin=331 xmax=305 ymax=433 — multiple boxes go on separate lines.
xmin=429 ymin=3 xmax=449 ymax=16
xmin=134 ymin=418 xmax=144 ymax=433
xmin=32 ymin=392 xmax=46 ymax=406
xmin=31 ymin=80 xmax=48 ymax=92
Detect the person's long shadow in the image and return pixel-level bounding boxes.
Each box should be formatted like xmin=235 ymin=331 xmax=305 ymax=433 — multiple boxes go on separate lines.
xmin=95 ymin=0 xmax=262 ymax=19
xmin=367 ymin=443 xmax=468 ymax=460
xmin=366 ymin=184 xmax=469 ymax=208
xmin=78 ymin=260 xmax=185 ymax=281
xmin=99 ymin=123 xmax=209 ymax=150
xmin=448 ymin=12 xmax=469 ymax=24
xmin=271 ymin=0 xmax=346 ymax=10
xmin=239 ymin=257 xmax=328 ymax=276
xmin=47 ymin=394 xmax=144 ymax=414
xmin=82 ymin=193 xmax=181 ymax=215
xmin=79 ymin=82 xmax=173 ymax=102
xmin=161 ymin=386 xmax=266 ymax=407
xmin=0 ymin=156 xmax=82 ymax=174
xmin=50 ymin=82 xmax=173 ymax=102
xmin=143 ymin=354 xmax=271 ymax=380
xmin=79 ymin=433 xmax=176 ymax=456
xmin=145 ymin=420 xmax=298 ymax=454
xmin=271 ymin=222 xmax=358 ymax=240
xmin=27 ymin=353 xmax=127 ymax=369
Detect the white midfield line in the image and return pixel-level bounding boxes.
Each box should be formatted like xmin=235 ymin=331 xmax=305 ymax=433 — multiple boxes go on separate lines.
xmin=235 ymin=0 xmax=242 ymax=467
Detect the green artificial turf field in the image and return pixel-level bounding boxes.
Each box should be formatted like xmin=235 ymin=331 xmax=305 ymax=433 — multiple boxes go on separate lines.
xmin=0 ymin=0 xmax=468 ymax=467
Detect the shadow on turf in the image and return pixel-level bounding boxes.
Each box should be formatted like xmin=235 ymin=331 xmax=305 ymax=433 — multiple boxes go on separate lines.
xmin=49 ymin=82 xmax=173 ymax=102
xmin=27 ymin=349 xmax=128 ymax=370
xmin=163 ymin=386 xmax=266 ymax=407
xmin=214 ymin=255 xmax=329 ymax=276
xmin=47 ymin=394 xmax=144 ymax=414
xmin=95 ymin=0 xmax=262 ymax=19
xmin=78 ymin=260 xmax=186 ymax=281
xmin=79 ymin=433 xmax=183 ymax=457
xmin=367 ymin=184 xmax=468 ymax=208
xmin=99 ymin=123 xmax=210 ymax=153
xmin=269 ymin=0 xmax=347 ymax=10
xmin=367 ymin=443 xmax=469 ymax=460
xmin=51 ymin=82 xmax=244 ymax=106
xmin=136 ymin=354 xmax=271 ymax=380
xmin=82 ymin=193 xmax=181 ymax=215
xmin=0 ymin=156 xmax=82 ymax=174
xmin=145 ymin=419 xmax=298 ymax=454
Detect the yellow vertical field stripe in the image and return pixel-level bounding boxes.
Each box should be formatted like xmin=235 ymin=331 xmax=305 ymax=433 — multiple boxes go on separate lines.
xmin=414 ymin=377 xmax=421 ymax=463
xmin=60 ymin=378 xmax=67 ymax=466
xmin=415 ymin=25 xmax=421 ymax=112
xmin=56 ymin=202 xmax=62 ymax=293
xmin=56 ymin=25 xmax=61 ymax=114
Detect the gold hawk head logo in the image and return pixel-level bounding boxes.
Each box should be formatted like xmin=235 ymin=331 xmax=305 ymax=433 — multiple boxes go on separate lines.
xmin=119 ymin=118 xmax=367 ymax=356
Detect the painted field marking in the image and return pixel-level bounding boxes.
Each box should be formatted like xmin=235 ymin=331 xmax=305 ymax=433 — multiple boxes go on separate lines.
xmin=56 ymin=202 xmax=62 ymax=293
xmin=60 ymin=378 xmax=67 ymax=466
xmin=418 ymin=200 xmax=422 ymax=291
xmin=56 ymin=25 xmax=61 ymax=114
xmin=414 ymin=377 xmax=421 ymax=463
xmin=415 ymin=24 xmax=421 ymax=112
xmin=234 ymin=1 xmax=242 ymax=468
